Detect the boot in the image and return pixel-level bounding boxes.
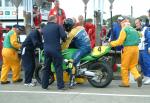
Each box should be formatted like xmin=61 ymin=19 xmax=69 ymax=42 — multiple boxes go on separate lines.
xmin=69 ymin=75 xmax=76 ymax=88
xmin=13 ymin=78 xmax=23 ymax=83
xmin=136 ymin=76 xmax=142 ymax=87
xmin=1 ymin=81 xmax=10 ymax=84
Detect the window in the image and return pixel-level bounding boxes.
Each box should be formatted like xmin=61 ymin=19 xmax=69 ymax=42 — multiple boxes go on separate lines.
xmin=5 ymin=0 xmax=23 ymax=7
xmin=5 ymin=0 xmax=13 ymax=7
xmin=41 ymin=2 xmax=52 ymax=11
xmin=0 ymin=0 xmax=2 ymax=7
xmin=33 ymin=0 xmax=52 ymax=11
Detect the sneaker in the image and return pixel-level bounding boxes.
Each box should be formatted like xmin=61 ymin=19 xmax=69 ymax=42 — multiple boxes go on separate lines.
xmin=24 ymin=83 xmax=36 ymax=87
xmin=142 ymin=76 xmax=149 ymax=82
xmin=144 ymin=78 xmax=150 ymax=85
xmin=136 ymin=76 xmax=142 ymax=87
xmin=13 ymin=79 xmax=23 ymax=83
xmin=1 ymin=81 xmax=10 ymax=84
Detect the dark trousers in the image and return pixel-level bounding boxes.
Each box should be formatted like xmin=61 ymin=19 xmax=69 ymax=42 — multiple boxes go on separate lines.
xmin=22 ymin=50 xmax=35 ymax=83
xmin=41 ymin=50 xmax=64 ymax=89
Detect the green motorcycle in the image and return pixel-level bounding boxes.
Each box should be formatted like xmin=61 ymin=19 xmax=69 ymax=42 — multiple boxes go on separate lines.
xmin=35 ymin=46 xmax=113 ymax=88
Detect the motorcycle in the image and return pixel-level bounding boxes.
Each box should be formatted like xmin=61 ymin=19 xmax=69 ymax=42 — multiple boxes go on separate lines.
xmin=35 ymin=45 xmax=113 ymax=88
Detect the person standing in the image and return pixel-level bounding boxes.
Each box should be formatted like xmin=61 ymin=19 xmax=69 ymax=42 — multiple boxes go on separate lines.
xmin=0 ymin=25 xmax=23 ymax=84
xmin=135 ymin=18 xmax=147 ymax=81
xmin=76 ymin=15 xmax=96 ymax=48
xmin=142 ymin=23 xmax=150 ymax=84
xmin=107 ymin=16 xmax=124 ymax=51
xmin=100 ymin=25 xmax=107 ymax=41
xmin=41 ymin=15 xmax=67 ymax=90
xmin=137 ymin=10 xmax=150 ymax=85
xmin=109 ymin=19 xmax=142 ymax=87
xmin=0 ymin=22 xmax=3 ymax=64
xmin=33 ymin=5 xmax=42 ymax=28
xmin=76 ymin=15 xmax=84 ymax=26
xmin=84 ymin=19 xmax=96 ymax=48
xmin=21 ymin=24 xmax=44 ymax=86
xmin=49 ymin=0 xmax=66 ymax=25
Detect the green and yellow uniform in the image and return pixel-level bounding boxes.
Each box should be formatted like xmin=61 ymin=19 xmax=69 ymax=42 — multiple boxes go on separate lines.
xmin=0 ymin=28 xmax=21 ymax=82
xmin=110 ymin=26 xmax=141 ymax=86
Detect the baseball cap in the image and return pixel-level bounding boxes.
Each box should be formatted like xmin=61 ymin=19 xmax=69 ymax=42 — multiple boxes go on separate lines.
xmin=33 ymin=5 xmax=38 ymax=9
xmin=117 ymin=16 xmax=125 ymax=21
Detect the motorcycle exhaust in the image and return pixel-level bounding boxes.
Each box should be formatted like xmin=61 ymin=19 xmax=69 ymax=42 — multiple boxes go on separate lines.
xmin=84 ymin=71 xmax=96 ymax=77
xmin=78 ymin=68 xmax=95 ymax=77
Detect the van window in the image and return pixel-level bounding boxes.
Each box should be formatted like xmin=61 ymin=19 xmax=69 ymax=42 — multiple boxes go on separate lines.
xmin=0 ymin=0 xmax=2 ymax=7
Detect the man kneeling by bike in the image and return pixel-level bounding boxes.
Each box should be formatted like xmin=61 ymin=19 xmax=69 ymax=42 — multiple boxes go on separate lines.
xmin=62 ymin=18 xmax=91 ymax=88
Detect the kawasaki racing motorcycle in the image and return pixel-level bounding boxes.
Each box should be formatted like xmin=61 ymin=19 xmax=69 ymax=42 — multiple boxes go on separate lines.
xmin=35 ymin=46 xmax=113 ymax=88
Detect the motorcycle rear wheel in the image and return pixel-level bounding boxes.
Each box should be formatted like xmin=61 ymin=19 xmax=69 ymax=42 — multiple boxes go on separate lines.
xmin=87 ymin=62 xmax=113 ymax=88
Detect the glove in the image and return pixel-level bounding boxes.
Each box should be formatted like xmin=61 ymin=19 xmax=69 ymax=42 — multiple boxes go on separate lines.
xmin=148 ymin=48 xmax=150 ymax=54
xmin=103 ymin=42 xmax=108 ymax=46
xmin=103 ymin=42 xmax=111 ymax=47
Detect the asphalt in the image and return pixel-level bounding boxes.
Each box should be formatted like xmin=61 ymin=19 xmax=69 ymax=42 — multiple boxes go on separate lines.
xmin=0 ymin=72 xmax=150 ymax=103
xmin=0 ymin=80 xmax=150 ymax=103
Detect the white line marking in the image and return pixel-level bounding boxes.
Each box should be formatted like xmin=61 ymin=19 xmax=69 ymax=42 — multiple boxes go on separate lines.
xmin=0 ymin=90 xmax=150 ymax=98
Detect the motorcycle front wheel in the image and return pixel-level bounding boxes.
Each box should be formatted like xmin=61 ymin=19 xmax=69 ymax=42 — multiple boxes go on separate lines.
xmin=87 ymin=62 xmax=113 ymax=88
xmin=34 ymin=64 xmax=54 ymax=85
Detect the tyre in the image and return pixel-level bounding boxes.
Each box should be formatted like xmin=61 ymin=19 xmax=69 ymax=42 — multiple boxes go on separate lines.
xmin=87 ymin=62 xmax=113 ymax=88
xmin=34 ymin=64 xmax=54 ymax=85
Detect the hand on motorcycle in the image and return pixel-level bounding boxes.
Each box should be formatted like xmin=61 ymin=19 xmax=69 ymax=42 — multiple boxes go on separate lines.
xmin=103 ymin=42 xmax=111 ymax=47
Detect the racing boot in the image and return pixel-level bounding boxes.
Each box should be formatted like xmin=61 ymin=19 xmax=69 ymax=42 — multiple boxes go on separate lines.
xmin=69 ymin=74 xmax=76 ymax=89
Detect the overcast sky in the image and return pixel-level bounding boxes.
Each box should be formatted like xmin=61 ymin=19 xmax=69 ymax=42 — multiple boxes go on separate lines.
xmin=58 ymin=0 xmax=150 ymax=20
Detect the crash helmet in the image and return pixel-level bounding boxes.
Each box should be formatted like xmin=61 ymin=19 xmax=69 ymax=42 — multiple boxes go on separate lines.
xmin=63 ymin=18 xmax=75 ymax=32
xmin=13 ymin=24 xmax=24 ymax=31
